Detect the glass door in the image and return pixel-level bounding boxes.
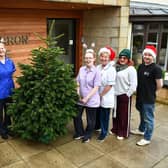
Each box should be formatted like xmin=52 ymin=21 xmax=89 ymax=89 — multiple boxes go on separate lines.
xmin=47 ymin=19 xmax=76 ymax=68
xmin=159 ymin=33 xmax=168 ymax=70
xmin=131 ymin=24 xmax=144 ymax=66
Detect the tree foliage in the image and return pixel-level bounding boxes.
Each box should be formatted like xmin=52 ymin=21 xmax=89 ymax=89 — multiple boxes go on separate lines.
xmin=7 ymin=21 xmax=78 ymax=143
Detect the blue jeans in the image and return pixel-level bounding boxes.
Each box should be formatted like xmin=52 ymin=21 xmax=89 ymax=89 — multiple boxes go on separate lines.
xmin=137 ymin=103 xmax=155 ymax=141
xmin=99 ymin=107 xmax=110 ymax=138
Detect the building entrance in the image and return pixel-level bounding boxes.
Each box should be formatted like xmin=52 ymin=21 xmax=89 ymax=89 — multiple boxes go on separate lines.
xmin=47 ymin=19 xmax=76 ymax=70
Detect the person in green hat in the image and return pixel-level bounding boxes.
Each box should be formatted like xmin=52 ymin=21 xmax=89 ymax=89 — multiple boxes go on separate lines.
xmin=109 ymin=49 xmax=137 ymax=140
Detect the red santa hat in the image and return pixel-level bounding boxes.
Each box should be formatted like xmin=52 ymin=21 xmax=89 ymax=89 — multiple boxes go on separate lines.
xmin=106 ymin=46 xmax=116 ymax=61
xmin=143 ymin=45 xmax=157 ymax=59
xmin=98 ymin=46 xmax=116 ymax=61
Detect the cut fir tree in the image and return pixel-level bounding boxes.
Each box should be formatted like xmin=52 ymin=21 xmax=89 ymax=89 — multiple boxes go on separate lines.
xmin=7 ymin=21 xmax=78 ymax=144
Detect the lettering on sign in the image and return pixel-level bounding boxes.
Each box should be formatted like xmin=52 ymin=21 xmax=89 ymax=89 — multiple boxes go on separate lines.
xmin=0 ymin=34 xmax=29 ymax=45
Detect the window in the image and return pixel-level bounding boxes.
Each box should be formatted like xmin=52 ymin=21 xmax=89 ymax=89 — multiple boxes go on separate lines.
xmin=132 ymin=24 xmax=144 ymax=65
xmin=159 ymin=32 xmax=168 ymax=70
xmin=149 ymin=23 xmax=159 ymax=30
xmin=132 ymin=22 xmax=168 ymax=71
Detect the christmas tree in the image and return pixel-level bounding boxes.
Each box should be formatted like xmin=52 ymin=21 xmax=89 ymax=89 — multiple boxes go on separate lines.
xmin=7 ymin=21 xmax=78 ymax=143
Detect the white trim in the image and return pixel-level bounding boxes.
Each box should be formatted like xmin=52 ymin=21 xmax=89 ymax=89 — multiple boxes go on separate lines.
xmin=127 ymin=97 xmax=131 ymax=137
xmin=143 ymin=48 xmax=156 ymax=59
xmin=98 ymin=48 xmax=110 ymax=56
xmin=0 ymin=59 xmax=5 ymax=64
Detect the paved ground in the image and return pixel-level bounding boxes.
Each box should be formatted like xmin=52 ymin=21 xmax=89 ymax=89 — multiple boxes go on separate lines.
xmin=0 ymin=98 xmax=168 ymax=168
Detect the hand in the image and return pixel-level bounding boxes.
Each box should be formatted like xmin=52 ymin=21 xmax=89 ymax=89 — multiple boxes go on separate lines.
xmin=80 ymin=97 xmax=89 ymax=104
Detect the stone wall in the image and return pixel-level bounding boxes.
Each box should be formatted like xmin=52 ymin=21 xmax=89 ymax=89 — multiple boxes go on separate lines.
xmin=83 ymin=4 xmax=130 ymax=60
xmin=83 ymin=7 xmax=120 ymax=56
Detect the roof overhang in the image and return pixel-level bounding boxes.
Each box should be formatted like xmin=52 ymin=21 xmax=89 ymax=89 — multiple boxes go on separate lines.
xmin=130 ymin=15 xmax=168 ymax=22
xmin=0 ymin=0 xmax=113 ymax=10
xmin=130 ymin=1 xmax=168 ymax=22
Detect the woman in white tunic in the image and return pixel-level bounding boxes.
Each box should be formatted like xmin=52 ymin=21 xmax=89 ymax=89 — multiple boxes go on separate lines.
xmin=97 ymin=47 xmax=116 ymax=142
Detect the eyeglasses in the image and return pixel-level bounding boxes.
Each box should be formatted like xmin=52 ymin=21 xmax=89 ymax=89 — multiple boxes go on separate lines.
xmin=119 ymin=56 xmax=127 ymax=60
xmin=84 ymin=57 xmax=94 ymax=60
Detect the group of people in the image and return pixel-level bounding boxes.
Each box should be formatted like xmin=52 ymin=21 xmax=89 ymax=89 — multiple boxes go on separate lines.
xmin=0 ymin=41 xmax=163 ymax=147
xmin=73 ymin=45 xmax=163 ymax=146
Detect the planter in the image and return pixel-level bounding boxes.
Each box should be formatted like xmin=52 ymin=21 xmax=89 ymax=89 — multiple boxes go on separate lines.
xmin=156 ymin=88 xmax=168 ymax=105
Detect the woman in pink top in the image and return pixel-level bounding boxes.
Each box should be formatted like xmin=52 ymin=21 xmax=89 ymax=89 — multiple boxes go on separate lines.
xmin=73 ymin=49 xmax=101 ymax=143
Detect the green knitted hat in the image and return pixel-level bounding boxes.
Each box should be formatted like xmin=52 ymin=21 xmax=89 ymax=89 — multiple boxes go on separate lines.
xmin=119 ymin=49 xmax=131 ymax=59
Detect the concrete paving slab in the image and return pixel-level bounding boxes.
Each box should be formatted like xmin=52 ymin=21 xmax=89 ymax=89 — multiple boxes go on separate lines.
xmin=153 ymin=156 xmax=168 ymax=168
xmin=81 ymin=155 xmax=126 ymax=168
xmin=0 ymin=99 xmax=168 ymax=168
xmin=138 ymin=135 xmax=168 ymax=160
xmin=154 ymin=123 xmax=168 ymax=140
xmin=26 ymin=149 xmax=77 ymax=168
xmin=90 ymin=133 xmax=137 ymax=154
xmin=155 ymin=105 xmax=168 ymax=123
xmin=108 ymin=141 xmax=159 ymax=168
xmin=8 ymin=138 xmax=52 ymax=159
xmin=51 ymin=132 xmax=74 ymax=147
xmin=2 ymin=161 xmax=29 ymax=168
xmin=56 ymin=140 xmax=103 ymax=167
xmin=0 ymin=142 xmax=21 ymax=167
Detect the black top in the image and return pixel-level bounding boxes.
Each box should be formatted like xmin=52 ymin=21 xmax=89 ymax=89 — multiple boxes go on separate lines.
xmin=136 ymin=63 xmax=162 ymax=104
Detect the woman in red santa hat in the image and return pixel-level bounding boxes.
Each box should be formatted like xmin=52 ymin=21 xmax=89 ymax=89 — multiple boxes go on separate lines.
xmin=96 ymin=46 xmax=116 ymax=142
xmin=95 ymin=46 xmax=116 ymax=132
xmin=131 ymin=45 xmax=163 ymax=146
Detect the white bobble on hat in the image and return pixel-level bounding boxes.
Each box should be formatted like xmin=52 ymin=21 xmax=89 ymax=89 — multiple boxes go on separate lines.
xmin=143 ymin=45 xmax=157 ymax=59
xmin=98 ymin=47 xmax=111 ymax=56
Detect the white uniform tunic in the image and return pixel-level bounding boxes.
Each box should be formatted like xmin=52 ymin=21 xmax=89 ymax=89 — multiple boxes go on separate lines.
xmin=97 ymin=62 xmax=116 ymax=108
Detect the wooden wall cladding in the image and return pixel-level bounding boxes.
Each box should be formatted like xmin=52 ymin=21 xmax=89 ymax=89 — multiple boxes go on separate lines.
xmin=0 ymin=8 xmax=82 ymax=77
xmin=0 ymin=9 xmax=47 ymax=77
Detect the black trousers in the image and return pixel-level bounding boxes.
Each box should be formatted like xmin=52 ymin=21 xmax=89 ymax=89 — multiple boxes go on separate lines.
xmin=73 ymin=105 xmax=97 ymax=139
xmin=0 ymin=97 xmax=12 ymax=135
xmin=95 ymin=107 xmax=101 ymax=130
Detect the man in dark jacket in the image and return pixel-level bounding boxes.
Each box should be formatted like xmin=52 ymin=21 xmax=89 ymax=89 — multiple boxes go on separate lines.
xmin=131 ymin=45 xmax=163 ymax=146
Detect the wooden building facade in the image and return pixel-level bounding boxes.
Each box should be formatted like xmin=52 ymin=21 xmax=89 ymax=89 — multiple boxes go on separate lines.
xmin=0 ymin=0 xmax=130 ymax=76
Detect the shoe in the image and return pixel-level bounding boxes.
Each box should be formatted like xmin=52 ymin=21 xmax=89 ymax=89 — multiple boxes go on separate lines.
xmin=97 ymin=135 xmax=106 ymax=142
xmin=82 ymin=138 xmax=90 ymax=143
xmin=109 ymin=130 xmax=114 ymax=135
xmin=73 ymin=135 xmax=84 ymax=140
xmin=95 ymin=129 xmax=101 ymax=132
xmin=1 ymin=134 xmax=8 ymax=140
xmin=136 ymin=139 xmax=150 ymax=146
xmin=117 ymin=136 xmax=124 ymax=140
xmin=131 ymin=129 xmax=144 ymax=135
xmin=8 ymin=131 xmax=15 ymax=137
